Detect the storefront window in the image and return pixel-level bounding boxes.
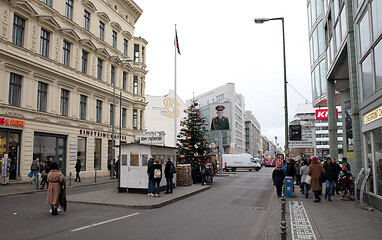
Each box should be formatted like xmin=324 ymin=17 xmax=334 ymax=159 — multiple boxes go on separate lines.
xmin=94 ymin=138 xmax=101 ymax=170
xmin=77 ymin=137 xmax=86 ymax=171
xmin=33 ymin=133 xmax=66 ymax=174
xmin=373 ymin=128 xmax=382 ymax=195
xmin=365 ymin=132 xmax=374 ymax=193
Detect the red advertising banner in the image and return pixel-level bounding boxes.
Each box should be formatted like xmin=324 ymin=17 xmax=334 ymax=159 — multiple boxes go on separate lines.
xmin=315 ymin=109 xmax=338 ymax=120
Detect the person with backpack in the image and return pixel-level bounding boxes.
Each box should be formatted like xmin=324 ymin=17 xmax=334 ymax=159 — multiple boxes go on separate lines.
xmin=30 ymin=157 xmax=40 ymax=184
xmin=164 ymin=158 xmax=175 ymax=194
xmin=151 ymin=158 xmax=162 ymax=197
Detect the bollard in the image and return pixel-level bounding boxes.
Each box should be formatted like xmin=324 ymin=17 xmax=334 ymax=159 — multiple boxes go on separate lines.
xmin=280 ymin=183 xmax=287 ymax=240
xmin=69 ymin=172 xmax=72 ymax=186
xmin=95 ymin=170 xmax=97 ymax=183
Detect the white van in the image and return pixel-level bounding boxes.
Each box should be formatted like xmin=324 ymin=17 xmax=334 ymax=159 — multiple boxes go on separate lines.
xmin=223 ymin=153 xmax=261 ymax=172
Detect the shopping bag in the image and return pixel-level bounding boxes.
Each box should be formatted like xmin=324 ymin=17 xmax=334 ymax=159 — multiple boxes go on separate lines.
xmin=305 ymin=175 xmax=312 ymax=184
xmin=28 ymin=171 xmax=34 ymax=178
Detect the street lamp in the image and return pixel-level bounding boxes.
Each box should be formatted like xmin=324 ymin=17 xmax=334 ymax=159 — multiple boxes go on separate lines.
xmin=254 ymin=17 xmax=289 ymax=157
xmin=112 ymin=57 xmax=132 ymax=180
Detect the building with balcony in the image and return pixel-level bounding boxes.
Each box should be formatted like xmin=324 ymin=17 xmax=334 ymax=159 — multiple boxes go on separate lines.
xmin=0 ymin=0 xmax=147 ymax=181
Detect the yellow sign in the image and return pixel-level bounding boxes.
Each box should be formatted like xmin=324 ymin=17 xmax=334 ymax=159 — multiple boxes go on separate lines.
xmin=162 ymin=97 xmax=180 ymax=119
xmin=364 ymin=105 xmax=382 ymax=125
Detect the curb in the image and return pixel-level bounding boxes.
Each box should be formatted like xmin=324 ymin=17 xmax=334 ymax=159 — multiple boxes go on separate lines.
xmin=67 ymin=186 xmax=211 ymax=209
xmin=0 ymin=179 xmax=117 ymax=198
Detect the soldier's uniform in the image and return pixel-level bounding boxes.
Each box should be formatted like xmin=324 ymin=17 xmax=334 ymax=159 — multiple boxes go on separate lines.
xmin=210 ymin=105 xmax=230 ymax=130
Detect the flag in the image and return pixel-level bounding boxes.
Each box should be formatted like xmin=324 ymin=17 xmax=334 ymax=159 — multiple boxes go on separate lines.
xmin=174 ymin=29 xmax=181 ymax=55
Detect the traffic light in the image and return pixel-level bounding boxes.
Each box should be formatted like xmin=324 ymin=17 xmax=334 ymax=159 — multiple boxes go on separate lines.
xmin=289 ymin=125 xmax=302 ymax=141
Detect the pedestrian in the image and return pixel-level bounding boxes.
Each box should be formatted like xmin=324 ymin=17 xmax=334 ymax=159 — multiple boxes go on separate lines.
xmin=200 ymin=161 xmax=207 ymax=185
xmin=115 ymin=156 xmax=120 ymax=179
xmin=74 ymin=159 xmax=81 ymax=182
xmin=285 ymin=158 xmax=295 ymax=191
xmin=308 ymin=156 xmax=325 ymax=202
xmin=332 ymin=158 xmax=341 ymax=195
xmin=152 ymin=158 xmax=162 ymax=197
xmin=300 ymin=160 xmax=310 ymax=198
xmin=47 ymin=162 xmax=64 ymax=215
xmin=164 ymin=158 xmax=174 ymax=194
xmin=323 ymin=157 xmax=337 ymax=201
xmin=30 ymin=157 xmax=40 ymax=184
xmin=40 ymin=162 xmax=48 ymax=190
xmin=295 ymin=160 xmax=302 ymax=185
xmin=206 ymin=164 xmax=213 ymax=185
xmin=147 ymin=154 xmax=155 ymax=196
xmin=272 ymin=164 xmax=285 ymax=197
xmin=338 ymin=157 xmax=354 ymax=200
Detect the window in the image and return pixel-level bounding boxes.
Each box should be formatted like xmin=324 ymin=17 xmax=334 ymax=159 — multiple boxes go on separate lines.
xmin=134 ymin=44 xmax=139 ymax=62
xmin=122 ymin=71 xmax=127 ymax=90
xmin=94 ymin=138 xmax=102 ymax=170
xmin=96 ymin=100 xmax=102 ymax=123
xmin=37 ymin=82 xmax=48 ymax=112
xmin=77 ymin=137 xmax=86 ymax=171
xmin=12 ymin=15 xmax=25 ymax=47
xmin=44 ymin=0 xmax=52 ymax=7
xmin=97 ymin=58 xmax=103 ymax=80
xmin=9 ymin=73 xmax=22 ymax=107
xmin=140 ymin=110 xmax=143 ymax=130
xmin=60 ymin=89 xmax=69 ymax=116
xmin=359 ymin=11 xmax=371 ymax=55
xmin=361 ymin=54 xmax=373 ymax=100
xmin=372 ymin=0 xmax=382 ymax=40
xmin=124 ymin=39 xmax=128 ymax=55
xmin=80 ymin=95 xmax=87 ymax=120
xmin=99 ymin=21 xmax=105 ymax=40
xmin=112 ymin=30 xmax=117 ymax=48
xmin=111 ymin=65 xmax=115 ymax=85
xmin=40 ymin=29 xmax=50 ymax=58
xmin=81 ymin=50 xmax=88 ymax=74
xmin=140 ymin=77 xmax=143 ymax=95
xmin=122 ymin=108 xmax=126 ymax=128
xmin=84 ymin=10 xmax=90 ymax=31
xmin=65 ymin=0 xmax=73 ymax=20
xmin=63 ymin=40 xmax=71 ymax=66
xmin=133 ymin=109 xmax=137 ymax=129
xmin=133 ymin=76 xmax=138 ymax=95
xmin=110 ymin=104 xmax=114 ymax=125
xmin=142 ymin=46 xmax=145 ymax=63
xmin=374 ymin=40 xmax=382 ymax=90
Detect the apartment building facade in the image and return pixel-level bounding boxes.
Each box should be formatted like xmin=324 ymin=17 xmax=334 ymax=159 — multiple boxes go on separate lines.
xmin=0 ymin=0 xmax=147 ymax=181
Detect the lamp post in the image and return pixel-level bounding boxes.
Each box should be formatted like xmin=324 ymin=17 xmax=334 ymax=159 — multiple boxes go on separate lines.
xmin=255 ymin=17 xmax=289 ymax=157
xmin=112 ymin=58 xmax=132 ymax=181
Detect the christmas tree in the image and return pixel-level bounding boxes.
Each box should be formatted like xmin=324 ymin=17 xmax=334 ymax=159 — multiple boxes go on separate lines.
xmin=177 ymin=100 xmax=211 ymax=165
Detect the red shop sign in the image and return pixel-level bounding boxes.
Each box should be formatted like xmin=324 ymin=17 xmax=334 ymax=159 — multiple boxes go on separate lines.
xmin=316 ymin=109 xmax=338 ymax=120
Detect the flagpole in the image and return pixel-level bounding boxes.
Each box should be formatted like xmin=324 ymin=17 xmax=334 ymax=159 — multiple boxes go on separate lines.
xmin=174 ymin=24 xmax=177 ymax=147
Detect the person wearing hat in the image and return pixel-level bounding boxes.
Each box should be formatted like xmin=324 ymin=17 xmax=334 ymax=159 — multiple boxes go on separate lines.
xmin=308 ymin=156 xmax=325 ymax=202
xmin=211 ymin=105 xmax=230 ymax=130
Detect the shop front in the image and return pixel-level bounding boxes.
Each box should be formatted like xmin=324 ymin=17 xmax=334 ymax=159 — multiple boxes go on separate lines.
xmin=362 ymin=105 xmax=382 ymax=211
xmin=0 ymin=128 xmax=22 ymax=180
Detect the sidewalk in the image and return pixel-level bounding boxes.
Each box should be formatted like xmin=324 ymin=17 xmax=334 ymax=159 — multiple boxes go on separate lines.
xmin=0 ymin=175 xmax=116 ymax=197
xmin=262 ymin=186 xmax=382 ymax=240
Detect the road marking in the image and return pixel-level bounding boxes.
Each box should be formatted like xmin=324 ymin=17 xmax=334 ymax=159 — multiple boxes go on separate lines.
xmin=289 ymin=201 xmax=316 ymax=240
xmin=71 ymin=212 xmax=140 ymax=232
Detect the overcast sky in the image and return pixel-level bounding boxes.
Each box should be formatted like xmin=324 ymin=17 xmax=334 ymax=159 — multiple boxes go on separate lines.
xmin=133 ymin=0 xmax=311 ymax=150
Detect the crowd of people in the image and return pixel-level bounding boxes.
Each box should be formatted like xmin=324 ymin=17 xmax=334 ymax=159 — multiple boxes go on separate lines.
xmin=272 ymin=156 xmax=354 ymax=202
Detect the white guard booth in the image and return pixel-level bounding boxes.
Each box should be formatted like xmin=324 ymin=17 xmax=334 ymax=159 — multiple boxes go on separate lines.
xmin=119 ymin=143 xmax=177 ymax=192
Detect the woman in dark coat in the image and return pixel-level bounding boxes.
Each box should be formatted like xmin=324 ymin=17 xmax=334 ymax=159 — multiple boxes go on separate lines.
xmin=308 ymin=156 xmax=325 ymax=202
xmin=272 ymin=164 xmax=285 ymax=197
xmin=75 ymin=159 xmax=81 ymax=182
xmin=47 ymin=162 xmax=63 ymax=215
xmin=151 ymin=158 xmax=162 ymax=197
xmin=164 ymin=158 xmax=174 ymax=194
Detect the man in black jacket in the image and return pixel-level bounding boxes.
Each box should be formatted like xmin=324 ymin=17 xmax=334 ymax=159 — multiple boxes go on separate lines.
xmin=147 ymin=154 xmax=155 ymax=196
xmin=164 ymin=158 xmax=174 ymax=194
xmin=323 ymin=157 xmax=337 ymax=201
xmin=285 ymin=158 xmax=295 ymax=192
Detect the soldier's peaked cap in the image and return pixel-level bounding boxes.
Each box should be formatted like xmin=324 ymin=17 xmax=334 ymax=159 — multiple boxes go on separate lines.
xmin=215 ymin=105 xmax=225 ymax=111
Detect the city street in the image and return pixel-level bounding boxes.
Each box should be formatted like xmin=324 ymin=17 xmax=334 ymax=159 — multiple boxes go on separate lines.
xmin=0 ymin=168 xmax=274 ymax=240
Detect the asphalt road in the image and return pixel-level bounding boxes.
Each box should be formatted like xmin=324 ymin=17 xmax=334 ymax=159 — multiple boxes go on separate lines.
xmin=0 ymin=168 xmax=274 ymax=240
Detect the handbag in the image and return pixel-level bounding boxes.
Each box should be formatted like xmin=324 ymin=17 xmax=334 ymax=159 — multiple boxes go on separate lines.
xmin=28 ymin=171 xmax=34 ymax=178
xmin=305 ymin=175 xmax=312 ymax=184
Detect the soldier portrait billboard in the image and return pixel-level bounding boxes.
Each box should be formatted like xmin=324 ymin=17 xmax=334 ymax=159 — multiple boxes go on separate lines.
xmin=209 ymin=103 xmax=231 ymax=131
